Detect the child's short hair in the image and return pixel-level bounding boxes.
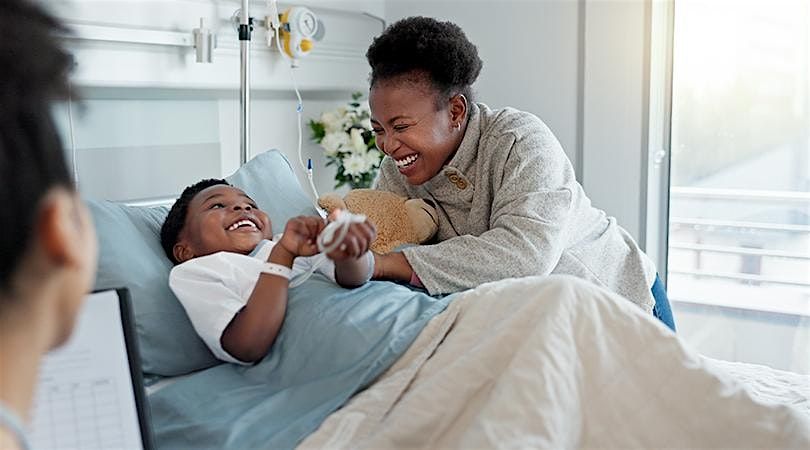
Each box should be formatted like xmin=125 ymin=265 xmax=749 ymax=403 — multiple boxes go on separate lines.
xmin=0 ymin=0 xmax=74 ymax=291
xmin=160 ymin=178 xmax=231 ymax=264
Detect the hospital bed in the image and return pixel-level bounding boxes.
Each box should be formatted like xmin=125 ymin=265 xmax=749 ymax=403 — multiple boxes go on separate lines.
xmin=90 ymin=150 xmax=810 ymax=449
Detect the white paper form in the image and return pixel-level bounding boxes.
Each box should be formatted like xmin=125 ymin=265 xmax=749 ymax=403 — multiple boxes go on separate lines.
xmin=29 ymin=290 xmax=144 ymax=450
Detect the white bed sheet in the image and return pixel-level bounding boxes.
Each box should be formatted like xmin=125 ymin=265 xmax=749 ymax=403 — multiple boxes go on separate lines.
xmin=300 ymin=275 xmax=810 ymax=449
xmin=703 ymin=357 xmax=809 ymax=418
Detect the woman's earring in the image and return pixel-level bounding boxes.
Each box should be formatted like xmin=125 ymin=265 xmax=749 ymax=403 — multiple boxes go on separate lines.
xmin=454 ymin=122 xmax=461 ymax=130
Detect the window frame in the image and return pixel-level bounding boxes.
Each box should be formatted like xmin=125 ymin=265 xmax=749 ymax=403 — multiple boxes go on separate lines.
xmin=645 ymin=0 xmax=675 ymax=287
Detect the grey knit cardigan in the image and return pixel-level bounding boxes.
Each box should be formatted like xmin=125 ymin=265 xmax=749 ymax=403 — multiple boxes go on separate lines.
xmin=376 ymin=102 xmax=656 ymax=312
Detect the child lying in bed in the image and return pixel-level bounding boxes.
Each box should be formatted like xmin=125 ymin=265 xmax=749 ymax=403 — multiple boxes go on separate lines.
xmin=160 ymin=179 xmax=376 ymax=364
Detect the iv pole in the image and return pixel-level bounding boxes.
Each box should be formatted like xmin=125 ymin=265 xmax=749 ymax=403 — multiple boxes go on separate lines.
xmin=238 ymin=0 xmax=251 ymax=165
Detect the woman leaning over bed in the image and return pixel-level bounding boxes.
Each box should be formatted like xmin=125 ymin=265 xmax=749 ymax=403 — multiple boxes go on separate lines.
xmin=368 ymin=16 xmax=675 ymax=330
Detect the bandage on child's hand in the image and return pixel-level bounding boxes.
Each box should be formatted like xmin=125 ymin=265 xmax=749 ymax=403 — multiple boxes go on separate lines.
xmin=322 ymin=209 xmax=377 ymax=261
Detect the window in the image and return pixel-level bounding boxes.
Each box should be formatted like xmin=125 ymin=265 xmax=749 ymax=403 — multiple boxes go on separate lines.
xmin=662 ymin=0 xmax=809 ymax=372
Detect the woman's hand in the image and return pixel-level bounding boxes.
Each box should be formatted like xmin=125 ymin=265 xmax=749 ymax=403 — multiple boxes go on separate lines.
xmin=278 ymin=216 xmax=326 ymax=257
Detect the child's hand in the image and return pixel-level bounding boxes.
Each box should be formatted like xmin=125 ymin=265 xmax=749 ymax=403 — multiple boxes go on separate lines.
xmin=325 ymin=211 xmax=377 ymax=261
xmin=278 ymin=216 xmax=326 ymax=257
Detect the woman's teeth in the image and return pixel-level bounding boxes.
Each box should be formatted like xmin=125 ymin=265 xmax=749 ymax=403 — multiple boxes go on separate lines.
xmin=395 ymin=154 xmax=419 ymax=168
xmin=227 ymin=219 xmax=257 ymax=231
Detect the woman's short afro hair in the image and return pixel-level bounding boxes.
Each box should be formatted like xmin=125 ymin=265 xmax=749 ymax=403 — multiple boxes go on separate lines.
xmin=366 ymin=16 xmax=483 ymax=103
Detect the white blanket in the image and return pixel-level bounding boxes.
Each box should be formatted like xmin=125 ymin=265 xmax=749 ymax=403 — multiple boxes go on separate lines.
xmin=300 ymin=275 xmax=810 ymax=449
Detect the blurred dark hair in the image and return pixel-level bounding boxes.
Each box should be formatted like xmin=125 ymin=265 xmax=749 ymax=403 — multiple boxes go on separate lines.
xmin=160 ymin=179 xmax=231 ymax=264
xmin=0 ymin=0 xmax=75 ymax=291
xmin=366 ymin=16 xmax=483 ymax=104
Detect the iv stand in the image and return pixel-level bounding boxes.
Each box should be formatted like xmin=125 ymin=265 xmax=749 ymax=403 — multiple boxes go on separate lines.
xmin=238 ymin=0 xmax=251 ymax=165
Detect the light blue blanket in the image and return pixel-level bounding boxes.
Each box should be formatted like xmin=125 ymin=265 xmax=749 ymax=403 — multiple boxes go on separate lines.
xmin=148 ymin=275 xmax=454 ymax=449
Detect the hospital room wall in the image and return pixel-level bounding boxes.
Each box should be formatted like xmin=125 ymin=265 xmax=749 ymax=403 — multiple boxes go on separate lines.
xmin=53 ymin=95 xmax=362 ymax=202
xmin=55 ymin=0 xmax=645 ymax=238
xmin=385 ymin=0 xmax=582 ymax=184
xmin=49 ymin=0 xmax=385 ymax=204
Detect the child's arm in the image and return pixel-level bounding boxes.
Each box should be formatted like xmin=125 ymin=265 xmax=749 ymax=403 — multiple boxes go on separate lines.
xmin=220 ymin=216 xmax=324 ymax=363
xmin=328 ymin=220 xmax=377 ymax=288
xmin=334 ymin=252 xmax=375 ymax=288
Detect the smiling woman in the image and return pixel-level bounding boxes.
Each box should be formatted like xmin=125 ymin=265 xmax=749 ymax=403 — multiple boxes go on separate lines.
xmin=370 ymin=72 xmax=468 ymax=186
xmin=367 ymin=17 xmax=676 ymax=330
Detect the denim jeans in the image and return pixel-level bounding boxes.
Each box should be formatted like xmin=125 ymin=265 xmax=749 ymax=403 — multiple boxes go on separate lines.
xmin=651 ymin=274 xmax=676 ymax=331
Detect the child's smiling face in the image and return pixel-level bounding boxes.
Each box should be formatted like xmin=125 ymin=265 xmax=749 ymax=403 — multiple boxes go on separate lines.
xmin=173 ymin=185 xmax=273 ymax=263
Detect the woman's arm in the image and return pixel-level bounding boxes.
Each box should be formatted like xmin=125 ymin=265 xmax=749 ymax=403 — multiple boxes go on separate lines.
xmin=372 ymin=252 xmax=414 ymax=282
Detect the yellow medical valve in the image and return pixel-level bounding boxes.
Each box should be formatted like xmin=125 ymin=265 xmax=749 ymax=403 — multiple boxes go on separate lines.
xmin=279 ymin=7 xmax=320 ymax=59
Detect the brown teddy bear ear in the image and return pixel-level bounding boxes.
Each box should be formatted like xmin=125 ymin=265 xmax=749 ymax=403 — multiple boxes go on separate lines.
xmin=318 ymin=193 xmax=348 ymax=213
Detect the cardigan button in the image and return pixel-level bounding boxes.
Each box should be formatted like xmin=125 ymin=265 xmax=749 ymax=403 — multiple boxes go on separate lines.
xmin=446 ymin=172 xmax=468 ymax=190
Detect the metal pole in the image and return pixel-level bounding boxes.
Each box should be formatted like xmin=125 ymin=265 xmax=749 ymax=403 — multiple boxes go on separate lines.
xmin=239 ymin=0 xmax=251 ymax=165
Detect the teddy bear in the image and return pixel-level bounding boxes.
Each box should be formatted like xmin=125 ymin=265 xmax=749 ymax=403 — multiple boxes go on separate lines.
xmin=318 ymin=189 xmax=439 ymax=254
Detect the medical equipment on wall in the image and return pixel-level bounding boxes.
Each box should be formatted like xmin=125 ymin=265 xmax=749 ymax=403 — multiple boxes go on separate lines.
xmin=264 ymin=1 xmax=324 ymax=204
xmin=192 ymin=18 xmax=216 ymax=63
xmin=234 ymin=0 xmax=324 ymax=206
xmin=237 ymin=0 xmax=253 ymax=167
xmin=277 ymin=7 xmax=324 ymax=61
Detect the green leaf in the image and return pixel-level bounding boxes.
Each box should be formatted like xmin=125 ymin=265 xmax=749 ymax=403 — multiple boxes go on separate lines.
xmin=308 ymin=120 xmax=325 ymax=141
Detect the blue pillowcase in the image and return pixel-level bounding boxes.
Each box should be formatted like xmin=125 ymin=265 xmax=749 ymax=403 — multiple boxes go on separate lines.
xmin=226 ymin=151 xmax=320 ymax=235
xmin=89 ymin=201 xmax=208 ymax=376
xmin=89 ymin=150 xmax=319 ymax=376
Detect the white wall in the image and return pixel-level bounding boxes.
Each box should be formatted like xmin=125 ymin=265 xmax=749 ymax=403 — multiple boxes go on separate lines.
xmin=385 ymin=0 xmax=582 ymax=174
xmin=581 ymin=0 xmax=650 ymax=244
xmin=49 ymin=0 xmax=385 ymax=202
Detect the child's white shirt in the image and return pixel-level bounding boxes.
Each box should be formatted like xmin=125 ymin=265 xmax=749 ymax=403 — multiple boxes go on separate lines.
xmin=168 ymin=239 xmax=335 ymax=364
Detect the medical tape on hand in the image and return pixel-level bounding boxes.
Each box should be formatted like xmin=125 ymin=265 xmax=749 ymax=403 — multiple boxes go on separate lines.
xmin=316 ymin=210 xmax=367 ymax=254
xmin=288 ymin=210 xmax=368 ymax=288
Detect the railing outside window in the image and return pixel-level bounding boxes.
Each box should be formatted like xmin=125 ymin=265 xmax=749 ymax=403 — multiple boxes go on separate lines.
xmin=668 ymin=187 xmax=809 ymax=317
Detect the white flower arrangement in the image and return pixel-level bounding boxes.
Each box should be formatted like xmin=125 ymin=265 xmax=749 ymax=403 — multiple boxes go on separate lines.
xmin=309 ymin=93 xmax=382 ymax=189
